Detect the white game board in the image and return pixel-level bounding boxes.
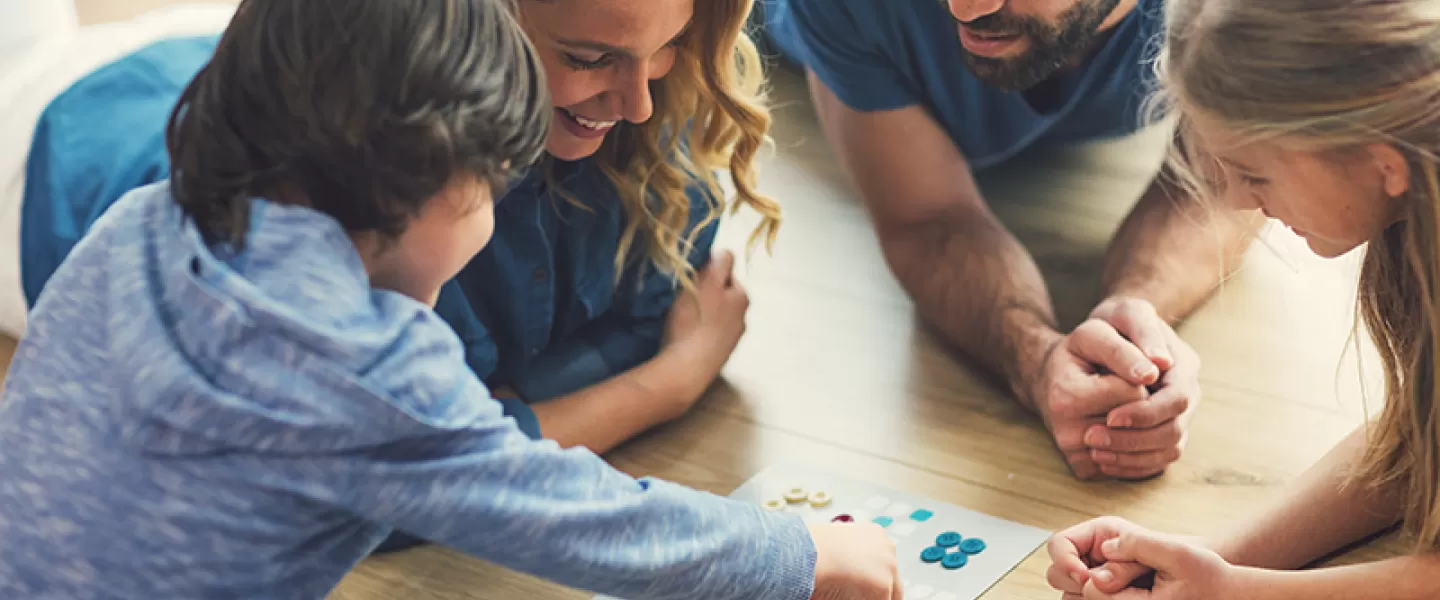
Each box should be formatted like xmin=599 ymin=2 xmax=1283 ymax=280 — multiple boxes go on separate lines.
xmin=595 ymin=462 xmax=1051 ymax=600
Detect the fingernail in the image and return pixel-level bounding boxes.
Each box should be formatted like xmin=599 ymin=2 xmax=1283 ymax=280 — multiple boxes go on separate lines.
xmin=1072 ymin=571 xmax=1087 ymax=585
xmin=1102 ymin=539 xmax=1119 ymax=554
xmin=1086 ymin=430 xmax=1111 ymax=448
xmin=1132 ymin=362 xmax=1157 ymax=380
xmin=1108 ymin=415 xmax=1131 ymax=428
xmin=1093 ymin=569 xmax=1113 ymax=584
xmin=1151 ymin=348 xmax=1172 ymax=363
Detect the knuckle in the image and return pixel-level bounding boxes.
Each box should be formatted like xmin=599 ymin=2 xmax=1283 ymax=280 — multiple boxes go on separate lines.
xmin=1166 ymin=446 xmax=1184 ymax=463
xmin=1048 ymin=394 xmax=1078 ymax=418
xmin=1171 ymin=393 xmax=1192 ymax=415
xmin=1076 ymin=318 xmax=1110 ymax=338
xmin=1160 ymin=420 xmax=1185 ymax=444
xmin=1119 ymin=297 xmax=1153 ymax=315
xmin=1056 ymin=427 xmax=1087 ymax=451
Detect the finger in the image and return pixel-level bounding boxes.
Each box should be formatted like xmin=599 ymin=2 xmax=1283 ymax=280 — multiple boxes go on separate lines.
xmin=1100 ymin=529 xmax=1197 ymax=573
xmin=1087 ymin=420 xmax=1183 ymax=453
xmin=705 ymin=250 xmax=735 ymax=283
xmin=1063 ymin=594 xmax=1086 ymax=600
xmin=1046 ymin=535 xmax=1092 ymax=590
xmin=1083 ymin=580 xmax=1152 ymax=600
xmin=890 ymin=561 xmax=904 ymax=600
xmin=1069 ymin=320 xmax=1160 ymax=385
xmin=1065 ymin=449 xmax=1103 ymax=480
xmin=1104 ymin=304 xmax=1174 ymax=371
xmin=1091 ymin=447 xmax=1182 ymax=471
xmin=1071 ymin=375 xmax=1149 ymax=418
xmin=1054 ymin=417 xmax=1106 ymax=451
xmin=1047 ymin=564 xmax=1087 ymax=593
xmin=1099 ymin=464 xmax=1168 ymax=480
xmin=1090 ymin=562 xmax=1155 ymax=594
xmin=1105 ymin=384 xmax=1194 ymax=428
xmin=728 ymin=276 xmax=749 ymax=300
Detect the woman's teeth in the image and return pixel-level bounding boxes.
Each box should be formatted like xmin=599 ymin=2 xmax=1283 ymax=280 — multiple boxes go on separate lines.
xmin=566 ymin=109 xmax=616 ymax=130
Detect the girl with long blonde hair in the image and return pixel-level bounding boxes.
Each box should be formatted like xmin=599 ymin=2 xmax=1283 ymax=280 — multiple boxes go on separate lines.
xmin=1045 ymin=0 xmax=1440 ymax=597
xmin=8 ymin=0 xmax=780 ymax=551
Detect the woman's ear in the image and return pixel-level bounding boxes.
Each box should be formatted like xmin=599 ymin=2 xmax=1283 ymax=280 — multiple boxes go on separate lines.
xmin=1368 ymin=143 xmax=1411 ymax=198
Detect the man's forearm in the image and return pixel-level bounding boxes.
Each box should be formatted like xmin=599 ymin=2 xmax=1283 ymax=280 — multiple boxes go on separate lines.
xmin=878 ymin=206 xmax=1061 ymax=409
xmin=1101 ymin=173 xmax=1263 ymax=322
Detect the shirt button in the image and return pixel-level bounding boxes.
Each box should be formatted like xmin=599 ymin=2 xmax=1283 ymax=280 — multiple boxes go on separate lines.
xmin=532 ymin=268 xmax=548 ymax=281
xmin=529 ymin=347 xmax=540 ymax=357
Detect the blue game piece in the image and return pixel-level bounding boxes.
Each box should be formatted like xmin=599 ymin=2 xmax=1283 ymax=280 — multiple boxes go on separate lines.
xmin=920 ymin=546 xmax=946 ymax=563
xmin=872 ymin=516 xmax=894 ymax=528
xmin=910 ymin=509 xmax=935 ymax=522
xmin=935 ymin=531 xmax=961 ymax=547
xmin=960 ymin=538 xmax=987 ymax=555
xmin=941 ymin=551 xmax=968 ymax=569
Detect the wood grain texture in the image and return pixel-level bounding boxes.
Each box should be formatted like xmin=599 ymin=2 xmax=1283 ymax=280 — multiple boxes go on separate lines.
xmin=17 ymin=3 xmax=1401 ymax=598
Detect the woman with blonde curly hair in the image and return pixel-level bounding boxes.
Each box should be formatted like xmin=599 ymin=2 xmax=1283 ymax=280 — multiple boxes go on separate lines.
xmin=4 ymin=0 xmax=781 ymax=548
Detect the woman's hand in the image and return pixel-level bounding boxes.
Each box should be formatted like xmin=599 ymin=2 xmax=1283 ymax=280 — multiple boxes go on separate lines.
xmin=662 ymin=249 xmax=749 ymax=383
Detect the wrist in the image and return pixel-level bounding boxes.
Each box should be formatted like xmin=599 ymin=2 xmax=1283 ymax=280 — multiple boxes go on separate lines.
xmin=1003 ymin=319 xmax=1063 ymax=413
xmin=644 ymin=343 xmax=716 ymax=420
xmin=1222 ymin=565 xmax=1277 ymax=600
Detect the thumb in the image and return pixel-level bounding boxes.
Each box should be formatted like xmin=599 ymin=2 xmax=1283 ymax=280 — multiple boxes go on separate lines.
xmin=1089 ymin=561 xmax=1153 ymax=594
xmin=1099 ymin=530 xmax=1193 ymax=574
xmin=705 ymin=250 xmax=735 ymax=283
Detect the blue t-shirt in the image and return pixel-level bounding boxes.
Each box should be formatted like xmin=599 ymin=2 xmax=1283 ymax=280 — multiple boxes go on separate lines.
xmin=0 ymin=182 xmax=814 ymax=599
xmin=21 ymin=36 xmax=719 ymax=440
xmin=764 ymin=0 xmax=1163 ymax=169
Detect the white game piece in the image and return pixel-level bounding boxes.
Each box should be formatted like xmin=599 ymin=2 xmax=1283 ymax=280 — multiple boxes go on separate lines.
xmin=784 ymin=486 xmax=808 ymax=504
xmin=864 ymin=496 xmax=890 ymax=510
xmin=933 ymin=593 xmax=958 ymax=600
xmin=908 ymin=584 xmax=934 ymax=599
xmin=891 ymin=521 xmax=918 ymax=537
xmin=887 ymin=502 xmax=915 ymax=517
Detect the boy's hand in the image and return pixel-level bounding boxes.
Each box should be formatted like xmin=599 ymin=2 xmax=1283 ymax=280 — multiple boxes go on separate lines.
xmin=662 ymin=250 xmax=749 ymax=379
xmin=1047 ymin=517 xmax=1235 ymax=600
xmin=807 ymin=522 xmax=903 ymax=600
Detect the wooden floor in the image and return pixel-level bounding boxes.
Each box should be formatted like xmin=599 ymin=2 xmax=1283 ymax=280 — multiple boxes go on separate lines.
xmin=39 ymin=2 xmax=1406 ymax=598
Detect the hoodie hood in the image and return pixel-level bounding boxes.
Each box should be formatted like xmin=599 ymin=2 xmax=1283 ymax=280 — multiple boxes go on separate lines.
xmin=92 ymin=182 xmax=489 ymax=456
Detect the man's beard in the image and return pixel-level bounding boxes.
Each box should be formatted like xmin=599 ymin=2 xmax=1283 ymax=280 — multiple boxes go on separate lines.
xmin=956 ymin=0 xmax=1124 ymax=91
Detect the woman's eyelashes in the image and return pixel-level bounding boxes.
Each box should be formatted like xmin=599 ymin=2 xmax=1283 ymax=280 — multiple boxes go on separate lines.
xmin=560 ymin=38 xmax=682 ymax=72
xmin=563 ymin=51 xmax=612 ymax=70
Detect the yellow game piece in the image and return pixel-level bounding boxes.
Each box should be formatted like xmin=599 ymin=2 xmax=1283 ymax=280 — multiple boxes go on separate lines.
xmin=784 ymin=486 xmax=808 ymax=503
xmin=763 ymin=499 xmax=787 ymax=512
xmin=808 ymin=490 xmax=832 ymax=508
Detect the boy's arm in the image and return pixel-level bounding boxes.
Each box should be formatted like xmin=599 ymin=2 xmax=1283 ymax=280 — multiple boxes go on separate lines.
xmin=432 ymin=280 xmax=543 ymax=440
xmin=322 ymin=376 xmax=816 ymax=600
